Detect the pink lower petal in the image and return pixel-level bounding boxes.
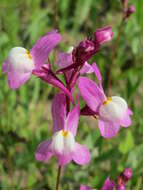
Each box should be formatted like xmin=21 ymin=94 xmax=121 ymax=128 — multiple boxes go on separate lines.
xmin=72 ymin=143 xmax=90 ymax=165
xmin=36 ymin=140 xmax=53 ymax=162
xmin=57 ymin=153 xmax=72 ymax=166
xmin=8 ymin=71 xmax=31 ymax=89
xmin=120 ymin=109 xmax=131 ymax=128
xmin=98 ymin=119 xmax=120 ymax=138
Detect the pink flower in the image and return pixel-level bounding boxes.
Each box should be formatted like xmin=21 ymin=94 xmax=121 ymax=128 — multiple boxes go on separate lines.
xmin=78 ymin=63 xmax=132 ymax=138
xmin=94 ymin=26 xmax=113 ymax=45
xmin=80 ymin=185 xmax=92 ymax=190
xmin=2 ymin=30 xmax=61 ymax=89
xmin=36 ymin=93 xmax=90 ymax=166
xmin=101 ymin=177 xmax=114 ymax=190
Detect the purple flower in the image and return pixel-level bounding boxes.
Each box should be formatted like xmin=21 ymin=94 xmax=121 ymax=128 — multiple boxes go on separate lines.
xmin=78 ymin=63 xmax=132 ymax=138
xmin=2 ymin=30 xmax=61 ymax=89
xmin=101 ymin=177 xmax=114 ymax=190
xmin=94 ymin=26 xmax=114 ymax=45
xmin=80 ymin=185 xmax=93 ymax=190
xmin=36 ymin=93 xmax=90 ymax=166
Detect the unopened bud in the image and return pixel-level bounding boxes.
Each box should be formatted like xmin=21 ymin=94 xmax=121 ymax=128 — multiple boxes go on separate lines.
xmin=123 ymin=168 xmax=132 ymax=181
xmin=127 ymin=5 xmax=135 ymax=16
xmin=94 ymin=26 xmax=113 ymax=45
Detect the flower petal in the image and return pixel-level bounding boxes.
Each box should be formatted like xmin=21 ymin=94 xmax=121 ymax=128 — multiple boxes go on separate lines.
xmin=120 ymin=109 xmax=132 ymax=127
xmin=72 ymin=143 xmax=90 ymax=165
xmin=8 ymin=71 xmax=31 ymax=89
xmin=52 ymin=93 xmax=66 ymax=133
xmin=98 ymin=119 xmax=120 ymax=138
xmin=80 ymin=105 xmax=96 ymax=116
xmin=66 ymin=102 xmax=80 ymax=136
xmin=56 ymin=52 xmax=73 ymax=69
xmin=80 ymin=62 xmax=94 ymax=74
xmin=31 ymin=30 xmax=61 ymax=68
xmin=78 ymin=77 xmax=106 ymax=112
xmin=35 ymin=140 xmax=53 ymax=162
xmin=56 ymin=153 xmax=72 ymax=166
xmin=101 ymin=177 xmax=114 ymax=190
xmin=92 ymin=62 xmax=103 ymax=89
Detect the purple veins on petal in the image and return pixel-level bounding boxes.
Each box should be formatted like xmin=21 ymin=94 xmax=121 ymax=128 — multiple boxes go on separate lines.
xmin=52 ymin=93 xmax=66 ymax=133
xmin=31 ymin=30 xmax=62 ymax=68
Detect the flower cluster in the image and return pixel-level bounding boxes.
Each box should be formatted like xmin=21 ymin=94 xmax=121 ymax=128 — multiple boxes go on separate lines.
xmin=2 ymin=25 xmax=133 ymax=188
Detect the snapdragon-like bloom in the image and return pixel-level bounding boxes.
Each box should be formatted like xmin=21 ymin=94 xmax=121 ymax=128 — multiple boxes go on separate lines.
xmin=78 ymin=63 xmax=132 ymax=138
xmin=36 ymin=93 xmax=90 ymax=166
xmin=2 ymin=31 xmax=61 ymax=89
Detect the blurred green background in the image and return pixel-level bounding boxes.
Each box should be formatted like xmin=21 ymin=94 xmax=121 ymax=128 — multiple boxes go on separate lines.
xmin=0 ymin=0 xmax=143 ymax=189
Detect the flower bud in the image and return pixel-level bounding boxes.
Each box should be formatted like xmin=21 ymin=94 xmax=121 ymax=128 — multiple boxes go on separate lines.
xmin=127 ymin=5 xmax=135 ymax=16
xmin=123 ymin=168 xmax=132 ymax=181
xmin=94 ymin=26 xmax=113 ymax=45
xmin=72 ymin=39 xmax=98 ymax=65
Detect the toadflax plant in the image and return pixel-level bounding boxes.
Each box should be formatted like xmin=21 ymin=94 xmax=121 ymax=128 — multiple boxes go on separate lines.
xmin=2 ymin=0 xmax=135 ymax=189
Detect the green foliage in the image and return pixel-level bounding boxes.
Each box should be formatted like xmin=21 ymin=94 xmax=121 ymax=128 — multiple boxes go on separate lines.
xmin=0 ymin=0 xmax=143 ymax=189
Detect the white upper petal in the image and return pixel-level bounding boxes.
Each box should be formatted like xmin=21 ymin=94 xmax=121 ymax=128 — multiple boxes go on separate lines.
xmin=7 ymin=47 xmax=35 ymax=73
xmin=51 ymin=130 xmax=75 ymax=155
xmin=99 ymin=96 xmax=128 ymax=122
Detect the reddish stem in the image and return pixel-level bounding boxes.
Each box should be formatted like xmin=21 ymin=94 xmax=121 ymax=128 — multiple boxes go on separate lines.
xmin=107 ymin=16 xmax=125 ymax=96
xmin=56 ymin=166 xmax=62 ymax=190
